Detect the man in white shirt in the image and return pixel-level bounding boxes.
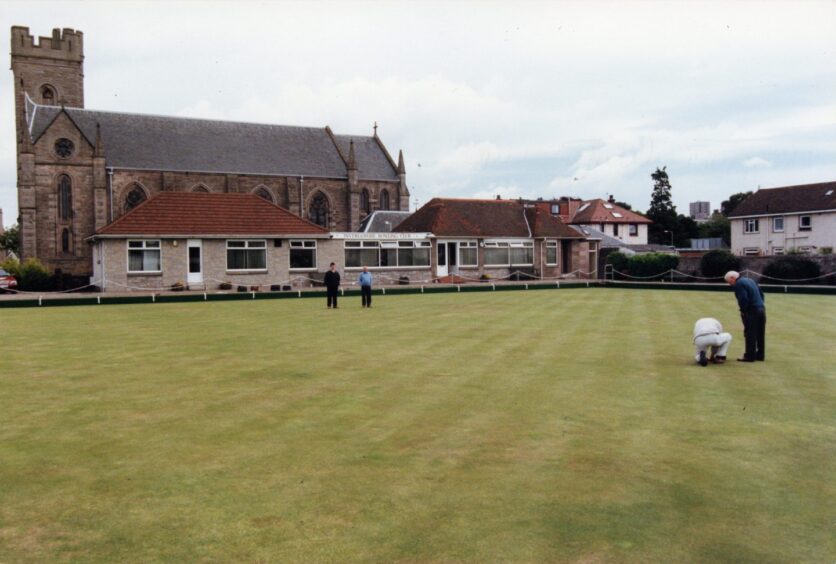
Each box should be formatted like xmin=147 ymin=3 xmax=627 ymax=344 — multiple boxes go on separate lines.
xmin=693 ymin=318 xmax=733 ymax=366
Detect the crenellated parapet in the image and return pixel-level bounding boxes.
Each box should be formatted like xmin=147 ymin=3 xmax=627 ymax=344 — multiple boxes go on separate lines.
xmin=10 ymin=26 xmax=84 ymax=62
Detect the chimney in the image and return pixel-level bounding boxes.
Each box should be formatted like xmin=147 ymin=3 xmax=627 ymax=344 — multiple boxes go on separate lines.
xmin=608 ymin=194 xmax=616 ymax=204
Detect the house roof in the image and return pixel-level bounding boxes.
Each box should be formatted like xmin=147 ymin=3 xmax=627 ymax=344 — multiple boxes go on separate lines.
xmin=570 ymin=199 xmax=651 ymax=224
xmin=28 ymin=102 xmax=399 ymax=181
xmin=93 ymin=192 xmax=329 ymax=237
xmin=394 ymin=198 xmax=583 ymax=238
xmin=727 ymin=181 xmax=836 ymax=217
xmin=524 ymin=206 xmax=585 ymax=239
xmin=358 ymin=210 xmax=413 ymax=233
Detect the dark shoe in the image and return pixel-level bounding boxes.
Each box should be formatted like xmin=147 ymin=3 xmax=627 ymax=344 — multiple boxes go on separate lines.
xmin=713 ymin=356 xmax=726 ymax=364
xmin=737 ymin=357 xmax=755 ymax=362
xmin=698 ymin=351 xmax=708 ymax=367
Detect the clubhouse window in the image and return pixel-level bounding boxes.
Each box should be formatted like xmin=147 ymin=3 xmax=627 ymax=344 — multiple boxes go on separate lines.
xmin=772 ymin=216 xmax=784 ymax=232
xmin=459 ymin=241 xmax=478 ymax=267
xmin=546 ymin=240 xmax=558 ymax=266
xmin=128 ymin=240 xmax=161 ymax=273
xmin=799 ymin=215 xmax=812 ymax=231
xmin=226 ymin=240 xmax=267 ymax=271
xmin=289 ymin=240 xmax=317 ymax=270
xmin=744 ymin=219 xmax=759 ymax=233
xmin=484 ymin=241 xmax=534 ymax=266
xmin=344 ymin=240 xmax=430 ymax=268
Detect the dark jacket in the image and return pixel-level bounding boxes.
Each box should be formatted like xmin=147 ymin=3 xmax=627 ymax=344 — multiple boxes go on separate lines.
xmin=324 ymin=270 xmax=341 ymax=290
xmin=734 ymin=277 xmax=765 ymax=312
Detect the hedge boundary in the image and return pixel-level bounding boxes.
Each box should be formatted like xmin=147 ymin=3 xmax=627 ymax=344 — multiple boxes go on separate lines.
xmin=2 ymin=278 xmax=834 ymax=309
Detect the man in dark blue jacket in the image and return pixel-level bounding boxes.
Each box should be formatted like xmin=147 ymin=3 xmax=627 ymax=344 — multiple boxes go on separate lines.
xmin=725 ymin=271 xmax=766 ymax=362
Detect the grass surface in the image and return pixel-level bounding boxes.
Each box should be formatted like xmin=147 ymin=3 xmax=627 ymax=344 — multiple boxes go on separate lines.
xmin=1 ymin=289 xmax=834 ymax=562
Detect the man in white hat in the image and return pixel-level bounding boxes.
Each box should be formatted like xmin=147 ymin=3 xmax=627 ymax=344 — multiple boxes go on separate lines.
xmin=693 ymin=317 xmax=733 ymax=367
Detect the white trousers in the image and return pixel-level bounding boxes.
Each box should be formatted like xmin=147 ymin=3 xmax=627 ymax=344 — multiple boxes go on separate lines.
xmin=694 ymin=333 xmax=733 ymax=362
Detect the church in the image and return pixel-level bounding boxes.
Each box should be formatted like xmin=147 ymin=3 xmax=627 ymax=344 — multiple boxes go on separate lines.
xmin=11 ymin=26 xmax=410 ymax=278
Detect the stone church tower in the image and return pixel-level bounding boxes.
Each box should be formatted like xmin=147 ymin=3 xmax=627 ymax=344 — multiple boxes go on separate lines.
xmin=11 ymin=26 xmax=409 ymax=278
xmin=12 ymin=26 xmax=88 ymax=273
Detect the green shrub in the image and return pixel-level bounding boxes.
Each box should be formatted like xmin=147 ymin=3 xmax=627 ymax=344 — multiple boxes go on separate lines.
xmin=699 ymin=250 xmax=741 ymax=279
xmin=605 ymin=251 xmax=629 ymax=271
xmin=1 ymin=257 xmax=21 ymax=278
xmin=762 ymin=256 xmax=821 ymax=283
xmin=819 ymin=247 xmax=833 ymax=255
xmin=626 ymin=253 xmax=679 ymax=279
xmin=17 ymin=258 xmax=51 ymax=291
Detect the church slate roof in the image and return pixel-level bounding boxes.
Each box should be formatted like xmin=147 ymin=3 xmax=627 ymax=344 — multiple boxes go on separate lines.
xmin=394 ymin=198 xmax=583 ymax=238
xmin=29 ymin=103 xmax=400 ymax=181
xmin=92 ymin=192 xmax=329 ymax=237
xmin=727 ymin=181 xmax=836 ymax=217
xmin=333 ymin=135 xmax=399 ymax=182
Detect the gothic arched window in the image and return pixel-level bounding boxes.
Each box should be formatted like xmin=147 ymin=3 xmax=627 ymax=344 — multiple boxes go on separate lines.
xmin=58 ymin=175 xmax=72 ymax=221
xmin=360 ymin=189 xmax=370 ymax=216
xmin=309 ymin=193 xmax=329 ymax=228
xmin=41 ymin=85 xmax=56 ymax=105
xmin=379 ymin=189 xmax=390 ymax=211
xmin=61 ymin=228 xmax=71 ymax=253
xmin=255 ymin=187 xmax=274 ymax=203
xmin=124 ymin=185 xmax=148 ymax=213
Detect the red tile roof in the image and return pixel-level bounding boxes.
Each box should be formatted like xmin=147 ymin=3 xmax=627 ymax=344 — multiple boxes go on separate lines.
xmin=570 ymin=199 xmax=651 ymax=224
xmin=525 ymin=206 xmax=584 ymax=239
xmin=94 ymin=192 xmax=329 ymax=237
xmin=728 ymin=181 xmax=836 ymax=217
xmin=394 ymin=198 xmax=583 ymax=238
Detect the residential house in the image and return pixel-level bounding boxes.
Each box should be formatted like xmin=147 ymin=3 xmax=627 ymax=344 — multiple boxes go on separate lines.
xmin=728 ymin=181 xmax=836 ymax=256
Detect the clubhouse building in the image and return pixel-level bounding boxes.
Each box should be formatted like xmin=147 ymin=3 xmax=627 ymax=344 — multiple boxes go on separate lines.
xmin=90 ymin=194 xmax=597 ymax=291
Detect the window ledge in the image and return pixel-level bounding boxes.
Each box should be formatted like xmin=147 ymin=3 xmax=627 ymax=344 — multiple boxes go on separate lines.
xmin=289 ymin=268 xmax=318 ymax=272
xmin=128 ymin=271 xmax=162 ymax=277
xmin=225 ymin=270 xmax=268 ymax=275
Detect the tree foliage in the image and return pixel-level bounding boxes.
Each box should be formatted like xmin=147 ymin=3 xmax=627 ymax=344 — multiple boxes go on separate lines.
xmin=698 ymin=213 xmax=731 ymax=244
xmin=0 ymin=223 xmax=20 ymax=255
xmin=646 ymin=167 xmax=678 ymax=245
xmin=721 ymin=192 xmax=753 ymax=216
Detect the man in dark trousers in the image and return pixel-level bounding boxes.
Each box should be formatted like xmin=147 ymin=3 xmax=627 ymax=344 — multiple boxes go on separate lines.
xmin=324 ymin=262 xmax=340 ymax=309
xmin=724 ymin=271 xmax=766 ymax=362
xmin=358 ymin=265 xmax=373 ymax=308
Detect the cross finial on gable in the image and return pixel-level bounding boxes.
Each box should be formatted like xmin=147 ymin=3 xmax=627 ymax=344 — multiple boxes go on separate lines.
xmin=373 ymin=121 xmax=378 ymax=137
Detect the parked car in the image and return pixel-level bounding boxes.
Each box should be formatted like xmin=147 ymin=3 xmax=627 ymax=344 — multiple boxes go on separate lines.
xmin=0 ymin=269 xmax=18 ymax=293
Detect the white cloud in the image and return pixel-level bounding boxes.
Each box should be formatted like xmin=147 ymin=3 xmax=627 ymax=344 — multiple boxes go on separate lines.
xmin=743 ymin=157 xmax=772 ymax=168
xmin=2 ymin=1 xmax=836 ymax=224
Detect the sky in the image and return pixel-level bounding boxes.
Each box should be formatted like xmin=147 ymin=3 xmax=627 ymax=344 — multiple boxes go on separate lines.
xmin=1 ymin=0 xmax=835 ymax=227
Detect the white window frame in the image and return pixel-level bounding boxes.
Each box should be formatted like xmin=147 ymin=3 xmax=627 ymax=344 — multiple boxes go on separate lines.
xmin=545 ymin=240 xmax=558 ymax=266
xmin=344 ymin=240 xmax=431 ymax=269
xmin=458 ymin=241 xmax=478 ymax=267
xmin=484 ymin=240 xmax=534 ymax=267
xmin=226 ymin=239 xmax=267 ymax=272
xmin=127 ymin=239 xmax=162 ymax=274
xmin=289 ymin=239 xmax=317 ymax=271
xmin=629 ymin=224 xmax=638 ymax=236
xmin=772 ymin=247 xmax=784 ymax=256
xmin=772 ymin=216 xmax=784 ymax=233
xmin=799 ymin=215 xmax=812 ymax=231
xmin=743 ymin=247 xmax=760 ymax=256
xmin=744 ymin=219 xmax=759 ymax=233
xmin=550 ymin=204 xmax=560 ymax=215
xmin=799 ymin=246 xmax=814 ymax=254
